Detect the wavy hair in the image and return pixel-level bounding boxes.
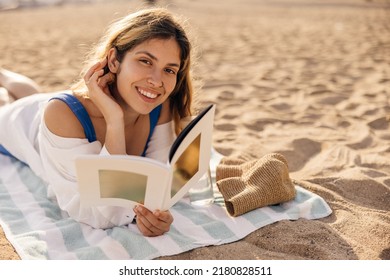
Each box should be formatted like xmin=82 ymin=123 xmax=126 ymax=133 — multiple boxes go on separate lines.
xmin=72 ymin=8 xmax=194 ymax=135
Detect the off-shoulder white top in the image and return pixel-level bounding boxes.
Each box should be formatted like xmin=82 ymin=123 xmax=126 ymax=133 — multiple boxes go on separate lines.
xmin=0 ymin=92 xmax=176 ymax=229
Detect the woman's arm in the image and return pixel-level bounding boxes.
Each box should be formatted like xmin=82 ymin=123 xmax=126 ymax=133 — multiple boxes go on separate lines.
xmin=43 ymin=59 xmax=126 ymax=155
xmin=38 ymin=118 xmax=135 ymax=229
xmin=84 ymin=58 xmax=126 ymax=155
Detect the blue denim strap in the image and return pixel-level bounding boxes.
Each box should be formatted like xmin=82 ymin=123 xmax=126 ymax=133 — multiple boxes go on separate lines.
xmin=50 ymin=93 xmax=97 ymax=143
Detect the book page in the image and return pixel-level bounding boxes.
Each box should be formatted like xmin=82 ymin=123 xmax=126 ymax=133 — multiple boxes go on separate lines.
xmin=164 ymin=104 xmax=216 ymax=209
xmin=76 ymin=104 xmax=216 ymax=211
xmin=99 ymin=170 xmax=148 ymax=204
xmin=171 ymin=134 xmax=201 ymax=197
xmin=76 ymin=155 xmax=170 ymax=210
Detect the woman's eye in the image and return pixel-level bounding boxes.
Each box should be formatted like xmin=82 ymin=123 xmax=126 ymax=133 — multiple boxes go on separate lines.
xmin=140 ymin=59 xmax=152 ymax=65
xmin=165 ymin=68 xmax=176 ymax=75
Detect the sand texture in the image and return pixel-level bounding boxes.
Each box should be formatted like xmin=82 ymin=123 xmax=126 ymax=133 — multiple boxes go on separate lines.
xmin=0 ymin=0 xmax=389 ymax=260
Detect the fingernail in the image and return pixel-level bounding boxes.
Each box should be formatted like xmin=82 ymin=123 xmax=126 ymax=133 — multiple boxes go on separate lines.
xmin=136 ymin=205 xmax=143 ymax=213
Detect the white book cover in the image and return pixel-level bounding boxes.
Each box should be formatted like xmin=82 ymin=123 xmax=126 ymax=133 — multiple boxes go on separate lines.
xmin=75 ymin=104 xmax=216 ymax=211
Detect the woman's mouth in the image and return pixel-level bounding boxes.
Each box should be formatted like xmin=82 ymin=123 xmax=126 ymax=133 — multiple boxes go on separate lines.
xmin=137 ymin=87 xmax=159 ymax=100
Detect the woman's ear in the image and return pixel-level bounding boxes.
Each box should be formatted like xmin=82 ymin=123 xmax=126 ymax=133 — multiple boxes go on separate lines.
xmin=107 ymin=48 xmax=120 ymax=73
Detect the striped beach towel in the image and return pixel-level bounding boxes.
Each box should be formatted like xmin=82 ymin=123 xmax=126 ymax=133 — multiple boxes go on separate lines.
xmin=0 ymin=150 xmax=332 ymax=260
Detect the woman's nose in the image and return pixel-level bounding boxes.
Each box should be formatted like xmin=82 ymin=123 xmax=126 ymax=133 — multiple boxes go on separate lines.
xmin=147 ymin=70 xmax=163 ymax=88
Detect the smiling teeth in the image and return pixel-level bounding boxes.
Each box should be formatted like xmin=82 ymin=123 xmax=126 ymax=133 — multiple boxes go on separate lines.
xmin=139 ymin=88 xmax=158 ymax=99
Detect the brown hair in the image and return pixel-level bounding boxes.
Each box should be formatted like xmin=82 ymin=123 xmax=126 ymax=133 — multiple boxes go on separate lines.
xmin=72 ymin=8 xmax=194 ymax=135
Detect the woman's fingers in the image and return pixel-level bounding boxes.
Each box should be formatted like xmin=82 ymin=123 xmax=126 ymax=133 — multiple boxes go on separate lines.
xmin=134 ymin=206 xmax=172 ymax=237
xmin=136 ymin=216 xmax=157 ymax=237
xmin=98 ymin=72 xmax=115 ymax=89
xmin=83 ymin=61 xmax=100 ymax=82
xmin=87 ymin=69 xmax=104 ymax=85
xmin=84 ymin=58 xmax=114 ymax=94
xmin=154 ymin=210 xmax=174 ymax=224
xmin=134 ymin=206 xmax=159 ymax=236
xmin=83 ymin=58 xmax=107 ymax=82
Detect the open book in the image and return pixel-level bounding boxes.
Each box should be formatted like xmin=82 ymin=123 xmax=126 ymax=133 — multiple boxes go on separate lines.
xmin=75 ymin=104 xmax=216 ymax=211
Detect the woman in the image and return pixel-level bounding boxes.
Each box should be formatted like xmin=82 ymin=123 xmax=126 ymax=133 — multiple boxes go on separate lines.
xmin=0 ymin=8 xmax=195 ymax=236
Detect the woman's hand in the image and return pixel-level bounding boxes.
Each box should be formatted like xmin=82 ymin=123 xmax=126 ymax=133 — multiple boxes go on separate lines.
xmin=84 ymin=58 xmax=122 ymax=123
xmin=84 ymin=58 xmax=126 ymax=154
xmin=133 ymin=205 xmax=174 ymax=237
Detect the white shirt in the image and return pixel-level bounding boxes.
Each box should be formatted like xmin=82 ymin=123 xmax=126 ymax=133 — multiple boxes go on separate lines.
xmin=0 ymin=92 xmax=176 ymax=229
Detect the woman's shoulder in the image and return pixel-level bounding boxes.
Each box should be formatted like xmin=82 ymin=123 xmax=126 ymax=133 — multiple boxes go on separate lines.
xmin=43 ymin=94 xmax=86 ymax=139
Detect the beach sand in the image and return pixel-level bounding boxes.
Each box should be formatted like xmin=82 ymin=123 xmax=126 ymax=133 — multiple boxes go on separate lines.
xmin=0 ymin=0 xmax=389 ymax=260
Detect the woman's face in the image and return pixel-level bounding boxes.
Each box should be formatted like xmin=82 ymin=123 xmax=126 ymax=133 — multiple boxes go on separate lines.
xmin=112 ymin=38 xmax=181 ymax=115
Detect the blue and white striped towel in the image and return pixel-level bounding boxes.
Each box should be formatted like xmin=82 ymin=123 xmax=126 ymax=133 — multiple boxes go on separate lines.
xmin=0 ymin=150 xmax=332 ymax=260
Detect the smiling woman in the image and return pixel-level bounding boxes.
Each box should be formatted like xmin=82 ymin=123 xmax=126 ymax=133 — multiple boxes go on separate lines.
xmin=108 ymin=38 xmax=181 ymax=116
xmin=0 ymin=8 xmax=195 ymax=237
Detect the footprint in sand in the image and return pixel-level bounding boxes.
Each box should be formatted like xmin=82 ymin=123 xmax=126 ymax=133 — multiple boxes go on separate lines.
xmin=215 ymin=123 xmax=236 ymax=132
xmin=278 ymin=138 xmax=322 ymax=172
xmin=368 ymin=117 xmax=389 ymax=130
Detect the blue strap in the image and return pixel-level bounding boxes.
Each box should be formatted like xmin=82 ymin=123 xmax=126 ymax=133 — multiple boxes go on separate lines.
xmin=1 ymin=95 xmax=162 ymax=160
xmin=49 ymin=93 xmax=97 ymax=143
xmin=1 ymin=93 xmax=96 ymax=160
xmin=0 ymin=144 xmax=16 ymax=158
xmin=0 ymin=144 xmax=28 ymax=166
xmin=142 ymin=104 xmax=162 ymax=156
xmin=52 ymin=93 xmax=161 ymax=156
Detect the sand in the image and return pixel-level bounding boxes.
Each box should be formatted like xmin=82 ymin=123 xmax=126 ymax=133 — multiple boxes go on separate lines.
xmin=0 ymin=0 xmax=389 ymax=260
